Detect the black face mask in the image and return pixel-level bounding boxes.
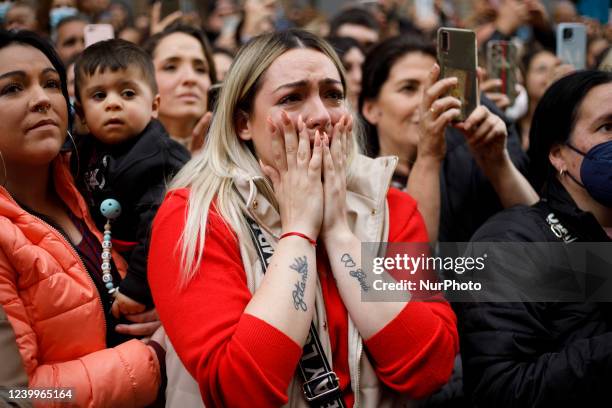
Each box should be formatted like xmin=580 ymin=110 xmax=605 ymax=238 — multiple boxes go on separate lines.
xmin=566 ymin=140 xmax=612 ymax=207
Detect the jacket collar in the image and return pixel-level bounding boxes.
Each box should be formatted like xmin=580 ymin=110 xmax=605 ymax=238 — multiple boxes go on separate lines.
xmin=540 ymin=177 xmax=610 ymax=242
xmin=232 ymin=154 xmax=398 ymax=240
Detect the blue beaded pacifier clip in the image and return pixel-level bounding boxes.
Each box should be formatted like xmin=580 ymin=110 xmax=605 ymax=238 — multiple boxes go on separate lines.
xmin=100 ymin=198 xmax=121 ymax=296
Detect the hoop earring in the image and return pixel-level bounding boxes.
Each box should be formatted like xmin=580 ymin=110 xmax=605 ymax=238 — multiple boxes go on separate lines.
xmin=559 ymin=169 xmax=566 ymax=177
xmin=66 ymin=130 xmax=80 ymax=176
xmin=0 ymin=150 xmax=7 ymax=187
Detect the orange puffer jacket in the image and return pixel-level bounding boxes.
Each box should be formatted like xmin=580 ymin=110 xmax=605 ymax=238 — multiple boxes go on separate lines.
xmin=0 ymin=156 xmax=160 ymax=408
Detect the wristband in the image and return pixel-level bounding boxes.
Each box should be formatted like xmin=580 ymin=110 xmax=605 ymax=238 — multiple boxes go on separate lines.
xmin=280 ymin=231 xmax=316 ymax=247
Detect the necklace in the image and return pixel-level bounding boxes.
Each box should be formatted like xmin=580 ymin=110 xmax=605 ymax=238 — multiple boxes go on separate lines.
xmin=100 ymin=198 xmax=122 ymax=295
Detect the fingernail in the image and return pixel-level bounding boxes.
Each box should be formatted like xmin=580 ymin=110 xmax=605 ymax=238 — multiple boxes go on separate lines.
xmin=281 ymin=110 xmax=290 ymax=124
xmin=315 ymin=130 xmax=321 ymax=146
xmin=298 ymin=114 xmax=305 ymax=131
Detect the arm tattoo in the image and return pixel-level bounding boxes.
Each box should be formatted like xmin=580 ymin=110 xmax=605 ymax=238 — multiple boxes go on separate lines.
xmin=290 ymin=256 xmax=308 ymax=312
xmin=342 ymin=253 xmax=370 ymax=292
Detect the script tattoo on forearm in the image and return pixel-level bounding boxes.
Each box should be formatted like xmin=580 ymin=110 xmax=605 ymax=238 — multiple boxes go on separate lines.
xmin=341 ymin=253 xmax=370 ymax=292
xmin=291 ymin=256 xmax=308 ymax=312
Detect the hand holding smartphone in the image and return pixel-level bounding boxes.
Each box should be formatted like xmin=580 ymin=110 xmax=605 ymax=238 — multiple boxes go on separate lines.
xmin=437 ymin=28 xmax=479 ymax=122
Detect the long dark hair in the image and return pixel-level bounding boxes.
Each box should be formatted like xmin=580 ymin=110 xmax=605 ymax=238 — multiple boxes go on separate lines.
xmin=528 ymin=70 xmax=612 ymax=192
xmin=0 ymin=29 xmax=71 ymax=129
xmin=143 ymin=22 xmax=217 ymax=84
xmin=359 ymin=35 xmax=435 ymax=157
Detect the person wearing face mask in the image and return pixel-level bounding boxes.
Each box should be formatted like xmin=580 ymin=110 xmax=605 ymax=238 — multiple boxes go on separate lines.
xmin=36 ymin=0 xmax=79 ymax=35
xmin=148 ymin=29 xmax=459 ymax=407
xmin=455 ymin=70 xmax=612 ymax=407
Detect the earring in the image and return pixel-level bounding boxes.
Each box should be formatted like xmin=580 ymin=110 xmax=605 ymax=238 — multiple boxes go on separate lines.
xmin=559 ymin=169 xmax=566 ymax=176
xmin=0 ymin=150 xmax=6 ymax=187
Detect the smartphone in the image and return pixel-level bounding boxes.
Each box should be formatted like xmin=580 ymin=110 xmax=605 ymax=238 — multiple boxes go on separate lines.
xmin=207 ymin=82 xmax=222 ymax=113
xmin=160 ymin=0 xmax=180 ymax=20
xmin=437 ymin=27 xmax=479 ymax=122
xmin=556 ymin=23 xmax=586 ymax=70
xmin=486 ymin=40 xmax=519 ymax=105
xmin=84 ymin=24 xmax=114 ymax=48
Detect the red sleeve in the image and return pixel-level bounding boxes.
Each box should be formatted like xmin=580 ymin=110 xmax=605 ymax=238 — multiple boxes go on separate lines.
xmin=148 ymin=190 xmax=302 ymax=407
xmin=363 ymin=188 xmax=459 ymax=398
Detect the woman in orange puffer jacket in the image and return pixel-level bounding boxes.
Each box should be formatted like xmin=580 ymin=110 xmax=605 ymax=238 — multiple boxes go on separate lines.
xmin=0 ymin=30 xmax=161 ymax=407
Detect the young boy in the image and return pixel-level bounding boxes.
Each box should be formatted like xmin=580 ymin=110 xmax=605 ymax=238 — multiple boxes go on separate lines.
xmin=73 ymin=39 xmax=190 ymax=319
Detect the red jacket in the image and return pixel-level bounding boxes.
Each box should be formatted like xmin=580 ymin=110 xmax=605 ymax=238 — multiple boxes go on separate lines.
xmin=0 ymin=156 xmax=160 ymax=408
xmin=149 ymin=187 xmax=458 ymax=407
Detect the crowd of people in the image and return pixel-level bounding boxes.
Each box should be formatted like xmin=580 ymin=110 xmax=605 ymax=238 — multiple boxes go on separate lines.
xmin=0 ymin=0 xmax=610 ymax=407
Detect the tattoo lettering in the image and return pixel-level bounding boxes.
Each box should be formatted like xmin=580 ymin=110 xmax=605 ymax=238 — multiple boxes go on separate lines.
xmin=341 ymin=253 xmax=356 ymax=268
xmin=349 ymin=269 xmax=370 ymax=292
xmin=291 ymin=256 xmax=308 ymax=312
xmin=341 ymin=253 xmax=370 ymax=292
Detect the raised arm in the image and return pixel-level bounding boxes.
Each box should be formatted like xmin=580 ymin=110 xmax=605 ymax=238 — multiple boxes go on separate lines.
xmin=319 ymin=116 xmax=458 ymax=397
xmin=455 ymin=105 xmax=539 ymax=207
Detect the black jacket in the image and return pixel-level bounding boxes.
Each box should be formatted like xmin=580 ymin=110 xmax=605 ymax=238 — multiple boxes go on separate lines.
xmin=440 ymin=96 xmax=528 ymax=242
xmin=391 ymin=96 xmax=528 ymax=243
xmin=73 ymin=119 xmax=190 ymax=305
xmin=455 ymin=178 xmax=612 ymax=407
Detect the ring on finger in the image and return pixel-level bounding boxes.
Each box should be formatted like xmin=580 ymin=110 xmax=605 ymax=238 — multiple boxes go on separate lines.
xmin=430 ymin=106 xmax=436 ymax=115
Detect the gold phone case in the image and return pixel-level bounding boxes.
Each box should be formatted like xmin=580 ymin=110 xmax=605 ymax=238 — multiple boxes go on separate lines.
xmin=437 ymin=28 xmax=479 ymax=122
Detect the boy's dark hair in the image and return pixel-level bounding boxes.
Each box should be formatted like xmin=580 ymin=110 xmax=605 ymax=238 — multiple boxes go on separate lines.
xmin=74 ymin=38 xmax=158 ymax=103
xmin=359 ymin=35 xmax=435 ymax=157
xmin=528 ymin=70 xmax=612 ymax=192
xmin=329 ymin=8 xmax=380 ymax=37
xmin=0 ymin=29 xmax=71 ymax=129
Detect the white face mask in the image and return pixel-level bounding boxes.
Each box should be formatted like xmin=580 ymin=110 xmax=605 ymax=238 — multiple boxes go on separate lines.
xmin=505 ymin=83 xmax=528 ymax=121
xmin=49 ymin=6 xmax=78 ymax=29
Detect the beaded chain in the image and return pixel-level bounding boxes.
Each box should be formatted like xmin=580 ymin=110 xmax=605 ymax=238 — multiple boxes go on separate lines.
xmin=100 ymin=198 xmax=122 ymax=295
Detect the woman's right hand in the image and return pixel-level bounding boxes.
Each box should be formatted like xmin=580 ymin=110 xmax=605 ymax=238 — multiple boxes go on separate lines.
xmin=417 ymin=64 xmax=462 ymax=162
xmin=260 ymin=111 xmax=324 ymax=240
xmin=150 ymin=1 xmax=183 ymax=35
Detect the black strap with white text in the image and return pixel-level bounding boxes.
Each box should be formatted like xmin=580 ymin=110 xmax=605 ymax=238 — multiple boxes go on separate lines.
xmin=245 ymin=217 xmax=347 ymax=408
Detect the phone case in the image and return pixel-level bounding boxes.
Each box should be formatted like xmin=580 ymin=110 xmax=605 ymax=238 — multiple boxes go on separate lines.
xmin=556 ymin=23 xmax=587 ymax=70
xmin=437 ymin=28 xmax=479 ymax=122
xmin=84 ymin=24 xmax=114 ymax=48
xmin=486 ymin=40 xmax=518 ymax=104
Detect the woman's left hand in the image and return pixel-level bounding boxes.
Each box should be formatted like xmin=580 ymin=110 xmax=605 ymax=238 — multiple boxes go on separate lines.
xmin=115 ymin=308 xmax=162 ymax=339
xmin=320 ymin=115 xmax=352 ymax=242
xmin=455 ymin=105 xmax=507 ymax=164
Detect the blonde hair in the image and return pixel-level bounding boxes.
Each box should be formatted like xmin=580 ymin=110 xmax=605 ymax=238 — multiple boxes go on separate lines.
xmin=170 ymin=29 xmax=362 ymax=283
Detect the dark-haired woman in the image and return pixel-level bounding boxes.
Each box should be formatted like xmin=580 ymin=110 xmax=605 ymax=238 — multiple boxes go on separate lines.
xmin=326 ymin=36 xmax=365 ymax=109
xmin=0 ymin=30 xmax=161 ymax=407
xmin=144 ymin=23 xmax=217 ymax=151
xmin=359 ymin=35 xmax=537 ymax=242
xmin=457 ymin=70 xmax=612 ymax=407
